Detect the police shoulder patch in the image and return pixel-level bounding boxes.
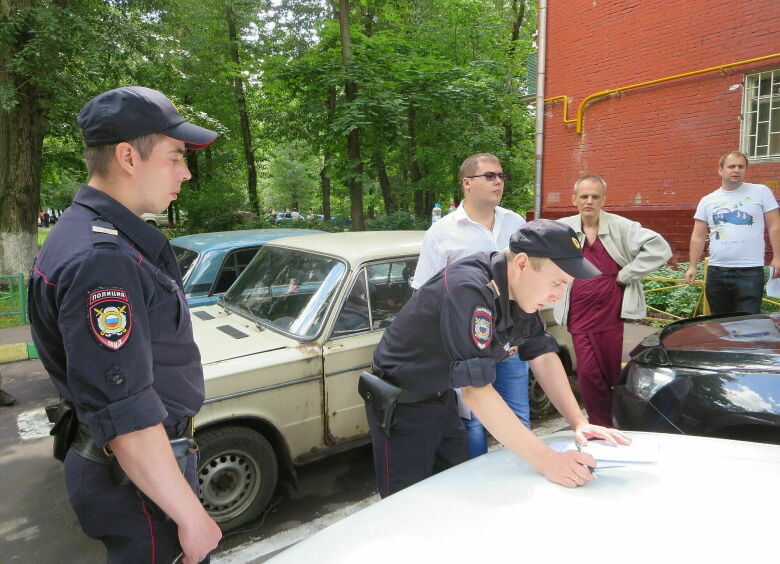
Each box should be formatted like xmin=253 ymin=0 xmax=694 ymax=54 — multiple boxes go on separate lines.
xmin=88 ymin=288 xmax=132 ymax=351
xmin=471 ymin=306 xmax=493 ymax=350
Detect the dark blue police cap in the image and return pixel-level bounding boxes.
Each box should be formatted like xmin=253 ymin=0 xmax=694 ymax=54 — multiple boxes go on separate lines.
xmin=509 ymin=219 xmax=601 ymax=279
xmin=77 ymin=86 xmax=217 ymax=150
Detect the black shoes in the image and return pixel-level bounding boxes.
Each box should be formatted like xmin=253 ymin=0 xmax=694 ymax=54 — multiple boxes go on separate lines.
xmin=0 ymin=389 xmax=16 ymax=407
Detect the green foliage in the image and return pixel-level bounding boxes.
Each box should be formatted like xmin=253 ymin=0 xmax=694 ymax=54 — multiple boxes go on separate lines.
xmin=259 ymin=141 xmax=322 ymax=214
xmin=642 ymin=262 xmax=702 ymax=320
xmin=180 ymin=182 xmax=246 ymax=234
xmin=9 ymin=0 xmax=539 ymax=246
xmin=643 ymin=262 xmax=780 ymax=320
xmin=366 ymin=211 xmax=428 ymax=231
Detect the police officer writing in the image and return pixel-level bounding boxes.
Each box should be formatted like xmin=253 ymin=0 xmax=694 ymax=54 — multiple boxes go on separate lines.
xmin=29 ymin=87 xmax=221 ymax=563
xmin=361 ymin=220 xmax=630 ymax=497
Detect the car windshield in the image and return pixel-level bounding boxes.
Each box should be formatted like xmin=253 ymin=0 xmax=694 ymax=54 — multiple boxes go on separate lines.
xmin=172 ymin=244 xmax=199 ymax=279
xmin=222 ymin=245 xmax=347 ymax=338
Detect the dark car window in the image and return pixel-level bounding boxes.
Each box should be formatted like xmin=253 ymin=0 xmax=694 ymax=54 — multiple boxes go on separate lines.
xmin=367 ymin=259 xmax=417 ymax=330
xmin=223 ymin=246 xmax=346 ymax=339
xmin=333 ymin=270 xmax=370 ymax=335
xmin=172 ymin=245 xmax=199 ymax=278
xmin=213 ymin=247 xmax=260 ymax=295
xmin=332 ymin=258 xmax=417 ymax=337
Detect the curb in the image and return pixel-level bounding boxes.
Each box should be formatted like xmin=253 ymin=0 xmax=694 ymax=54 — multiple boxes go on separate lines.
xmin=0 ymin=342 xmax=38 ymax=364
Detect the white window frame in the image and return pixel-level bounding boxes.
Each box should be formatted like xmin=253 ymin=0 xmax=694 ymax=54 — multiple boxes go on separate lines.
xmin=741 ymin=68 xmax=780 ymax=162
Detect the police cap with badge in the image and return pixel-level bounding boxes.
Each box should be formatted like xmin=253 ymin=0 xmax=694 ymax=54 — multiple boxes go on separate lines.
xmin=509 ymin=219 xmax=601 ymax=279
xmin=77 ymin=86 xmax=217 ymax=150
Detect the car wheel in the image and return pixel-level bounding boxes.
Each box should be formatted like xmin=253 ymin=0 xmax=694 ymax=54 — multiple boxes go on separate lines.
xmin=196 ymin=426 xmax=278 ymax=531
xmin=529 ymin=349 xmax=576 ymax=418
xmin=145 ymin=219 xmax=158 ymax=227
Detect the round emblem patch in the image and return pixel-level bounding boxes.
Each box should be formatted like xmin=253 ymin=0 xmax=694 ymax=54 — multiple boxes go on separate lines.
xmin=571 ymin=236 xmax=581 ymax=249
xmin=472 ymin=306 xmax=493 ymax=350
xmin=88 ymin=288 xmax=132 ymax=350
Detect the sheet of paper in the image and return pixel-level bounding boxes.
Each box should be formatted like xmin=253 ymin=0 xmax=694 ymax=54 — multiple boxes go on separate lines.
xmin=766 ymin=267 xmax=780 ymax=298
xmin=550 ymin=435 xmax=660 ymax=464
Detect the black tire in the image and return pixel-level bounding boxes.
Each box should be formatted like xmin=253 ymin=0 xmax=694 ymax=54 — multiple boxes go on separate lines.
xmin=196 ymin=426 xmax=278 ymax=532
xmin=529 ymin=348 xmax=576 ymax=418
xmin=145 ymin=219 xmax=157 ymax=227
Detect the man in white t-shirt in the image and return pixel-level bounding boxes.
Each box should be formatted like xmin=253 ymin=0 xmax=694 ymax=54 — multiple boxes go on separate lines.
xmin=412 ymin=153 xmax=529 ymax=458
xmin=684 ymin=151 xmax=780 ymax=314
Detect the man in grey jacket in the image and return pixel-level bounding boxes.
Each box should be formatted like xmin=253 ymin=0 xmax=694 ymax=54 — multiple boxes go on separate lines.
xmin=554 ymin=174 xmax=671 ymax=426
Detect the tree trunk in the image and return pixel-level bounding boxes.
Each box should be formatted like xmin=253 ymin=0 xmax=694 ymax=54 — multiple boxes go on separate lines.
xmin=337 ymin=0 xmax=364 ymax=231
xmin=407 ymin=106 xmax=424 ymax=217
xmin=320 ymin=159 xmax=332 ymax=221
xmin=183 ymin=93 xmax=200 ymax=193
xmin=374 ymin=152 xmax=394 ymax=214
xmin=0 ymin=0 xmax=43 ymax=275
xmin=227 ymin=8 xmax=259 ymax=216
xmin=186 ymin=150 xmax=200 ymax=191
xmin=320 ymin=85 xmax=336 ymax=221
xmin=503 ymin=0 xmax=526 ymax=152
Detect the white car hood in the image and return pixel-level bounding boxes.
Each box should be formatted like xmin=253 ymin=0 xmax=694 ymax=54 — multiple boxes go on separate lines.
xmin=191 ymin=305 xmax=299 ymax=365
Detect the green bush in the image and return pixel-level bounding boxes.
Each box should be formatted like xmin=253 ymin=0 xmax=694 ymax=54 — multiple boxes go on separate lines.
xmin=643 ymin=262 xmax=780 ymax=320
xmin=365 ymin=211 xmax=429 ymax=231
xmin=642 ymin=262 xmax=702 ymax=320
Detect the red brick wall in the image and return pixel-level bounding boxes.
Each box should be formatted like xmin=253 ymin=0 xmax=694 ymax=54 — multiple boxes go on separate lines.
xmin=538 ymin=206 xmax=694 ymax=264
xmin=539 ymin=0 xmax=780 ymax=262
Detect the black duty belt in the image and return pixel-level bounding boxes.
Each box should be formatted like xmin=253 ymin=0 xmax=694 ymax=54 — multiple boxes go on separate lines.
xmin=71 ymin=420 xmax=193 ymax=466
xmin=375 ymin=371 xmax=445 ymax=404
xmin=396 ymin=388 xmax=445 ymax=404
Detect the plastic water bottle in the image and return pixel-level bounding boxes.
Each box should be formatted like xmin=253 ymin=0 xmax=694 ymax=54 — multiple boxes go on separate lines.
xmin=448 ymin=202 xmax=457 ymax=215
xmin=431 ymin=203 xmax=442 ymax=224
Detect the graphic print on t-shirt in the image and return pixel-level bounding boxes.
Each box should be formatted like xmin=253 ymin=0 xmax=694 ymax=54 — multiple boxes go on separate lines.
xmin=694 ymin=183 xmax=777 ymax=267
xmin=708 ymin=195 xmax=755 ymax=240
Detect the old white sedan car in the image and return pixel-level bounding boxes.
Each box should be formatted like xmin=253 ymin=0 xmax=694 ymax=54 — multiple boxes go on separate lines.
xmin=191 ymin=231 xmax=422 ymax=530
xmin=266 ymin=431 xmax=780 ymax=563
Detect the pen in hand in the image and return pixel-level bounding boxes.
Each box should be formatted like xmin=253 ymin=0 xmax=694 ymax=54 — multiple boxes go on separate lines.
xmin=575 ymin=440 xmax=597 ymax=479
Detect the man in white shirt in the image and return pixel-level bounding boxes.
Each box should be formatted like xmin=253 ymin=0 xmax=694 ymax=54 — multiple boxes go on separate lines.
xmin=684 ymin=151 xmax=780 ymax=314
xmin=412 ymin=153 xmax=528 ymax=457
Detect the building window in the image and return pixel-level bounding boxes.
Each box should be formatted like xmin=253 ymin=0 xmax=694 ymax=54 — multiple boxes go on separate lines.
xmin=742 ymin=69 xmax=780 ymax=161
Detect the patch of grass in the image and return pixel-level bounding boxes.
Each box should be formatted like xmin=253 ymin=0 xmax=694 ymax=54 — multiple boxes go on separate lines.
xmin=0 ymin=282 xmax=27 ymax=329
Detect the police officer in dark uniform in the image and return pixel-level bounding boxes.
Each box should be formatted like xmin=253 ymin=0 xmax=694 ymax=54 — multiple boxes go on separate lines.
xmin=29 ymin=87 xmax=221 ymax=564
xmin=363 ymin=220 xmax=631 ymax=497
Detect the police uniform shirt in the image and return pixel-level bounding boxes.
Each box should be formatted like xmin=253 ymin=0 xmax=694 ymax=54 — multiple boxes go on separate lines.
xmin=374 ymin=251 xmax=558 ymax=394
xmin=30 ymin=184 xmax=203 ymax=447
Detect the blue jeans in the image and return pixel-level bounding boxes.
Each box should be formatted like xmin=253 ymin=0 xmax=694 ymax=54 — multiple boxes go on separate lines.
xmin=706 ymin=266 xmax=765 ymax=315
xmin=462 ymin=352 xmax=530 ymax=458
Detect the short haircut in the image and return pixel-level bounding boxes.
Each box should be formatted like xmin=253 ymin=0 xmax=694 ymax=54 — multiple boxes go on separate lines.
xmin=573 ymin=173 xmax=607 ymax=194
xmin=459 ymin=153 xmax=502 ymax=181
xmin=84 ymin=133 xmax=165 ymax=178
xmin=504 ymin=249 xmax=549 ymax=272
xmin=719 ymin=151 xmax=749 ymax=168
xmin=528 ymin=256 xmax=547 ymax=271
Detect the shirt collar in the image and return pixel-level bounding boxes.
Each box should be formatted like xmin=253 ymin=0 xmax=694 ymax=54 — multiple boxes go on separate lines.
xmin=455 ymin=203 xmax=506 ymax=227
xmin=73 ymin=184 xmax=170 ymax=261
xmin=568 ymin=210 xmax=609 ymax=236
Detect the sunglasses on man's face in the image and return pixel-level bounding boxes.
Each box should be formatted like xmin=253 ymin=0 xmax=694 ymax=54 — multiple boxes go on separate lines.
xmin=466 ymin=172 xmax=509 ymax=182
